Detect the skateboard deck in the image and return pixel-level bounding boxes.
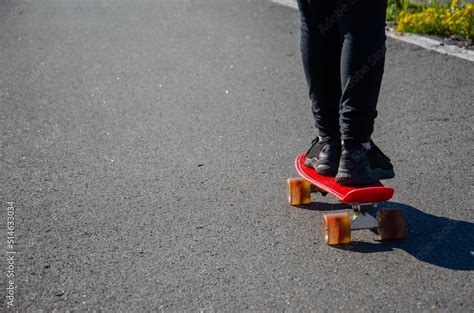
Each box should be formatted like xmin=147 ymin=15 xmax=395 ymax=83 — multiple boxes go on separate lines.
xmin=295 ymin=152 xmax=394 ymax=204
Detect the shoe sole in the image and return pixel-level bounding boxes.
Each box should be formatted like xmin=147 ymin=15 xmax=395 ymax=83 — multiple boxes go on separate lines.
xmin=316 ymin=166 xmax=337 ymax=177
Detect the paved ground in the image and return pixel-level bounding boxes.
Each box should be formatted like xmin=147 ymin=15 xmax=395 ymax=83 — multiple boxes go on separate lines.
xmin=1 ymin=0 xmax=473 ymax=311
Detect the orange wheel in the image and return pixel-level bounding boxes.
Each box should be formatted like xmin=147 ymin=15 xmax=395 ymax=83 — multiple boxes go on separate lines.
xmin=322 ymin=213 xmax=351 ymax=245
xmin=286 ymin=178 xmax=311 ymax=206
xmin=376 ymin=208 xmax=406 ymax=240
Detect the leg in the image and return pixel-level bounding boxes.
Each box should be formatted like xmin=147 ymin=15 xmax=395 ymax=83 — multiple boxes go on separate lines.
xmin=338 ymin=0 xmax=387 ymax=144
xmin=335 ymin=0 xmax=388 ymax=185
xmin=297 ymin=0 xmax=342 ymax=139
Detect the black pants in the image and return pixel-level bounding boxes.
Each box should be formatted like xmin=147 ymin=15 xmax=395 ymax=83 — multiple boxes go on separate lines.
xmin=297 ymin=0 xmax=387 ymax=144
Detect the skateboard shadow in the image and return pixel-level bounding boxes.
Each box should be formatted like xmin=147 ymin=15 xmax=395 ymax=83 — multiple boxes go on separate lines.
xmin=336 ymin=201 xmax=474 ymax=271
xmin=296 ymin=202 xmax=348 ymax=211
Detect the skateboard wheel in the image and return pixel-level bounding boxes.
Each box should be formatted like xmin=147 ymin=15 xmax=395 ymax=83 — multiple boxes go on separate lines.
xmin=376 ymin=208 xmax=406 ymax=240
xmin=322 ymin=213 xmax=351 ymax=245
xmin=286 ymin=178 xmax=311 ymax=206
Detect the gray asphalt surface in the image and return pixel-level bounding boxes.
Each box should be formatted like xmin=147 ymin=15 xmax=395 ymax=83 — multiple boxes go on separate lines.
xmin=1 ymin=0 xmax=473 ymax=311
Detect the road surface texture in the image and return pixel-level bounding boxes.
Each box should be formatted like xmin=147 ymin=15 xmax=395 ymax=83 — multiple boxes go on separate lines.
xmin=1 ymin=0 xmax=473 ymax=311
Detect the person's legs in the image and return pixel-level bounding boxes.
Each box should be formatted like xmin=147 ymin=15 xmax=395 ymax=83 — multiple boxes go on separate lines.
xmin=337 ymin=0 xmax=387 ymax=145
xmin=297 ymin=0 xmax=342 ymax=139
xmin=297 ymin=0 xmax=343 ymax=176
xmin=335 ymin=0 xmax=388 ymax=185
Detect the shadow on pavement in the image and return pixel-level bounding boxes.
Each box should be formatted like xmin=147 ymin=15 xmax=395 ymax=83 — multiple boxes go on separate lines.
xmin=295 ymin=202 xmax=348 ymax=211
xmin=306 ymin=201 xmax=474 ymax=270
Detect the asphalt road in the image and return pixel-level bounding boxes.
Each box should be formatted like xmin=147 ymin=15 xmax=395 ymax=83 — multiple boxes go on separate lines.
xmin=1 ymin=0 xmax=473 ymax=311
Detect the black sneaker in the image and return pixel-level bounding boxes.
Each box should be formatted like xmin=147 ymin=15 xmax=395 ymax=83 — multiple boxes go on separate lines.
xmin=305 ymin=137 xmax=341 ymax=177
xmin=336 ymin=143 xmax=377 ymax=186
xmin=367 ymin=141 xmax=395 ymax=180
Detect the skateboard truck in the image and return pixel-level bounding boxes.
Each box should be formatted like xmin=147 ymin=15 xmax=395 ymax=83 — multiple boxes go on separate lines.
xmin=318 ymin=202 xmax=405 ymax=246
xmin=350 ymin=205 xmax=379 ymax=231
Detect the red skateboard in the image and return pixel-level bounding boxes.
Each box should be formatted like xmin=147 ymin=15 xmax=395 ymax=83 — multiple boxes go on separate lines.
xmin=287 ymin=153 xmax=406 ymax=245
